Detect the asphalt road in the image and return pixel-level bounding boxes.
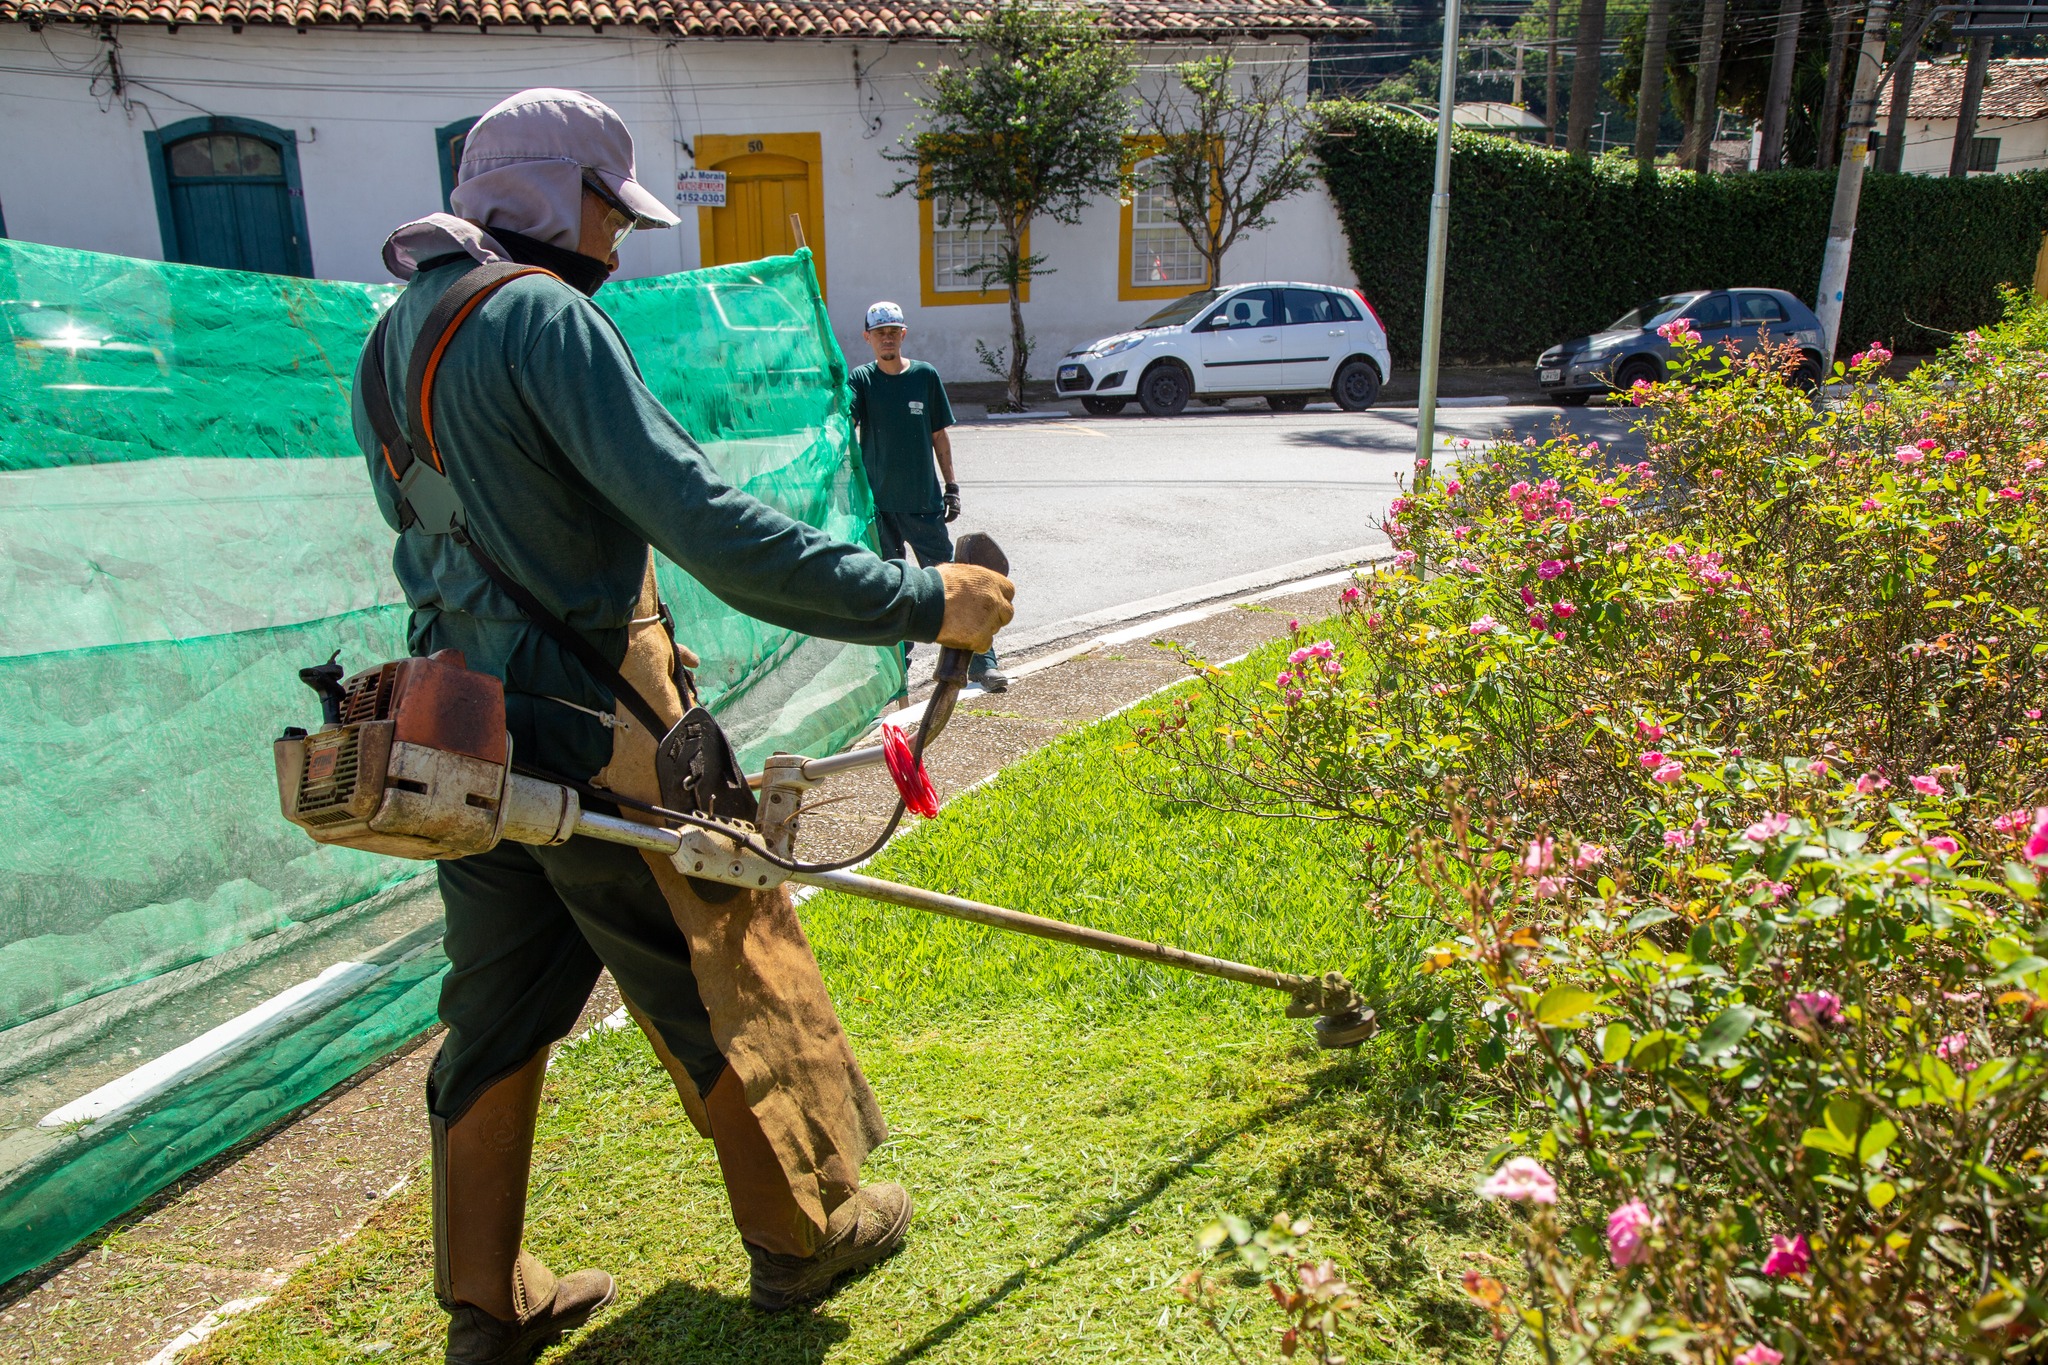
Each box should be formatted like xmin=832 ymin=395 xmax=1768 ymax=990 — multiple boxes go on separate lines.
xmin=937 ymin=398 xmax=1644 ymax=657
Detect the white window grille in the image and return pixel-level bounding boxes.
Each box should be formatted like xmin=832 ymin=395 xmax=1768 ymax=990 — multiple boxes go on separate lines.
xmin=1129 ymin=160 xmax=1207 ymax=289
xmin=932 ymin=196 xmax=1003 ymax=293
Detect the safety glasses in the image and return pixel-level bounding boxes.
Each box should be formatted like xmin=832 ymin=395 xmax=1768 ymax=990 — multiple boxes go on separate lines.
xmin=582 ymin=172 xmax=637 ymax=254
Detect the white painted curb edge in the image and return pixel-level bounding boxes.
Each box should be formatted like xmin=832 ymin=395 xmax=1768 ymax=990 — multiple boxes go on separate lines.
xmin=142 ymin=1294 xmax=275 ymax=1365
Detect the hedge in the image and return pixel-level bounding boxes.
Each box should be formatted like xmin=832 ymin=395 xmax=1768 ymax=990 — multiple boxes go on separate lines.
xmin=1315 ymin=104 xmax=2048 ymax=367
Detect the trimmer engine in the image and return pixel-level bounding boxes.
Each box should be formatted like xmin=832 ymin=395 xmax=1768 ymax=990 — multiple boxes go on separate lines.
xmin=274 ymin=650 xmax=578 ymax=859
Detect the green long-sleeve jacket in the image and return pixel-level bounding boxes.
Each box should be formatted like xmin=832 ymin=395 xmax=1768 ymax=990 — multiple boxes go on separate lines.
xmin=351 ymin=257 xmax=945 ymax=779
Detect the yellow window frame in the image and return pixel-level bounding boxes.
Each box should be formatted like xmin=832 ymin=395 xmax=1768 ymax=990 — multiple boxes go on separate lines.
xmin=693 ymin=132 xmax=829 ymax=300
xmin=918 ymin=169 xmax=1030 ymax=308
xmin=1119 ymin=135 xmax=1218 ymax=303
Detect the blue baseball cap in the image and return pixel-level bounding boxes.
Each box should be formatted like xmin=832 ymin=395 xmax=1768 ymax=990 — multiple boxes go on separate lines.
xmin=865 ymin=300 xmax=907 ymax=330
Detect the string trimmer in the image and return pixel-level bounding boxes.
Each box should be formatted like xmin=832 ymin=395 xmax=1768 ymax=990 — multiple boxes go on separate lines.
xmin=271 ymin=534 xmax=1376 ymax=1049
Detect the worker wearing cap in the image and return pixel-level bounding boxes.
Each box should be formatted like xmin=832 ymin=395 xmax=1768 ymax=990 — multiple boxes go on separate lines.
xmin=356 ymin=89 xmax=1012 ymax=1364
xmin=848 ymin=302 xmax=1006 ymax=692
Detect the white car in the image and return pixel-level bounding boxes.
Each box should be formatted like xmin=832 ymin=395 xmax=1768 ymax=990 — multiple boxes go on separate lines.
xmin=1055 ymin=282 xmax=1392 ymax=417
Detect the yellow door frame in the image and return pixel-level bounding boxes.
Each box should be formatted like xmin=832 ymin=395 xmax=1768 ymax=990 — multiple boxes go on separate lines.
xmin=695 ymin=132 xmax=828 ymax=299
xmin=918 ymin=167 xmax=1029 ymax=309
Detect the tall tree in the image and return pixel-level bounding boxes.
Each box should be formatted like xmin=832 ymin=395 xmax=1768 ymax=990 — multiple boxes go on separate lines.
xmin=1879 ymin=0 xmax=1932 ymax=173
xmin=1757 ymin=0 xmax=1806 ymax=168
xmin=1136 ymin=53 xmax=1320 ymax=288
xmin=1685 ymin=0 xmax=1730 ymax=170
xmin=1566 ymin=0 xmax=1610 ymax=156
xmin=1949 ymin=34 xmax=1992 ymax=176
xmin=1547 ymin=0 xmax=1563 ymax=146
xmin=1815 ymin=0 xmax=1857 ymax=168
xmin=891 ymin=2 xmax=1133 ymax=410
xmin=1634 ymin=0 xmax=1673 ymax=166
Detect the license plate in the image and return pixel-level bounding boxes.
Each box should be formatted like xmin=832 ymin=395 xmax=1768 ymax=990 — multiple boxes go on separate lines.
xmin=1540 ymin=367 xmax=1561 ymax=383
xmin=1059 ymin=366 xmax=1079 ymax=380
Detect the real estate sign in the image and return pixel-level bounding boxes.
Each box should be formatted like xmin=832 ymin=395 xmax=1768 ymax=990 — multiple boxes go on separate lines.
xmin=676 ymin=170 xmax=728 ymax=207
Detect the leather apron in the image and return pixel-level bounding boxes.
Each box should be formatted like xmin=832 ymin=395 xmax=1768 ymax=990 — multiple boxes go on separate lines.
xmin=593 ymin=559 xmax=887 ymax=1241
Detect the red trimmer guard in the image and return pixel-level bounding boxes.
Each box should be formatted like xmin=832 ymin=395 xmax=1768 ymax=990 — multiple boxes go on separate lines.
xmin=881 ymin=722 xmax=941 ymax=818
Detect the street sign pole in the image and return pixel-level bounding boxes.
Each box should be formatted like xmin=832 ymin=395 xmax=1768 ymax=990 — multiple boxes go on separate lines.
xmin=1414 ymin=0 xmax=1463 ymax=486
xmin=1814 ymin=0 xmax=1893 ymax=365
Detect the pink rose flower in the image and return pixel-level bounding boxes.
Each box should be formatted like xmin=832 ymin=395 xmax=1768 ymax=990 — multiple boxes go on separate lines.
xmin=1762 ymin=1233 xmax=1811 ymax=1278
xmin=1789 ymin=991 xmax=1843 ymax=1029
xmin=1944 ymin=449 xmax=1967 ymax=462
xmin=1520 ymin=585 xmax=1537 ymax=607
xmin=1520 ymin=836 xmax=1556 ymax=875
xmin=1859 ymin=498 xmax=1880 ymax=512
xmin=1743 ymin=812 xmax=1791 ymax=842
xmin=1552 ymin=601 xmax=1577 ymax=618
xmin=1992 ymin=808 xmax=2031 ymax=834
xmin=1638 ymin=750 xmax=1667 ymax=768
xmin=1444 ymin=478 xmax=1463 ymax=494
xmin=1855 ymin=773 xmax=1888 ymax=795
xmin=1662 ymin=828 xmax=1694 ymax=850
xmin=1916 ymin=438 xmax=1939 ymax=452
xmin=1537 ymin=560 xmax=1566 ymax=580
xmin=1469 ymin=616 xmax=1499 ymax=635
xmin=1574 ymin=842 xmax=1605 ymax=868
xmin=2028 ymin=807 xmax=2048 ymax=862
xmin=1393 ymin=550 xmax=1417 ymax=567
xmin=1636 ymin=720 xmax=1664 ymax=741
xmin=1599 ymin=495 xmax=1621 ymax=507
xmin=1910 ymin=774 xmax=1942 ymax=796
xmin=1734 ymin=1347 xmax=1784 ymax=1365
xmin=1480 ymin=1156 xmax=1557 ymax=1204
xmin=1760 ymin=880 xmax=1793 ymax=902
xmin=1652 ymin=760 xmax=1685 ymax=784
xmin=1606 ymin=1200 xmax=1656 ymax=1267
xmin=1925 ymin=835 xmax=1960 ymax=856
xmin=1340 ymin=585 xmax=1362 ymax=604
xmin=1895 ymin=446 xmax=1925 ymax=465
xmin=1365 ymin=613 xmax=1382 ymax=629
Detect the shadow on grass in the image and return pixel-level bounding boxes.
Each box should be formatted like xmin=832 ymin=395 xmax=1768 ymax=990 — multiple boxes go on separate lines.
xmin=556 ymin=1280 xmax=852 ymax=1365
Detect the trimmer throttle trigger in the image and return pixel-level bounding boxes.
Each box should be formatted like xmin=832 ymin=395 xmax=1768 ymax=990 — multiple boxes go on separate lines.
xmin=299 ymin=650 xmax=347 ymax=726
xmin=935 ymin=532 xmax=1010 ymax=685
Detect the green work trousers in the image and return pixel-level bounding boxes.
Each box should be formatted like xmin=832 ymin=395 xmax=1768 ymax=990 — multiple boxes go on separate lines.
xmin=425 ymin=835 xmax=727 ymax=1122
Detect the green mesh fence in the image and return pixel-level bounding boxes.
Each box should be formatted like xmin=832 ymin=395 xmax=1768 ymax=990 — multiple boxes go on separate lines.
xmin=0 ymin=239 xmax=898 ymax=1284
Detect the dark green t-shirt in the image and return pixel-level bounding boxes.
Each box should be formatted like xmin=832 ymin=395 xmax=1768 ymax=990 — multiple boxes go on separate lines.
xmin=848 ymin=360 xmax=954 ymax=514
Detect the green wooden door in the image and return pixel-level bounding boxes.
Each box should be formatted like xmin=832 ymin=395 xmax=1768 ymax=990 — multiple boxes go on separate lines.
xmin=150 ymin=123 xmax=312 ymax=277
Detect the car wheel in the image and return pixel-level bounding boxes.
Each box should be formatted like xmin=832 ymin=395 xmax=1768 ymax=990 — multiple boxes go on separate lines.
xmin=1137 ymin=363 xmax=1191 ymax=417
xmin=1332 ymin=359 xmax=1381 ymax=412
xmin=1080 ymin=396 xmax=1128 ymax=416
xmin=1266 ymin=394 xmax=1311 ymax=412
xmin=1615 ymin=357 xmax=1664 ymax=392
xmin=1791 ymin=353 xmax=1824 ymax=391
xmin=1554 ymin=392 xmax=1590 ymax=406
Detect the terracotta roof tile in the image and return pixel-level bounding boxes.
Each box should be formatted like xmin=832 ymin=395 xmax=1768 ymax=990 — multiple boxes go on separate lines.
xmin=1908 ymin=56 xmax=2048 ymax=121
xmin=1 ymin=0 xmax=1373 ymax=33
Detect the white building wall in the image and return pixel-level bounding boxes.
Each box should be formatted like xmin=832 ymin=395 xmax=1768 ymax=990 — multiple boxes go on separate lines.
xmin=0 ymin=25 xmax=1357 ymax=381
xmin=1893 ymin=115 xmax=2048 ymax=176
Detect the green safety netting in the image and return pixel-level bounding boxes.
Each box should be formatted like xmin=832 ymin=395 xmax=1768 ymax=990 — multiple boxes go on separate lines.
xmin=0 ymin=239 xmax=899 ymax=1284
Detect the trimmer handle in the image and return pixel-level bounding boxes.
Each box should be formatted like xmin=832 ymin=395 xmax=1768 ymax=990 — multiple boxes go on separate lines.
xmin=934 ymin=532 xmax=1009 ymax=686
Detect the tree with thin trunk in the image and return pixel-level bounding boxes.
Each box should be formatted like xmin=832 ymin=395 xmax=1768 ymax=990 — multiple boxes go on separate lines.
xmin=1547 ymin=0 xmax=1562 ymax=147
xmin=1949 ymin=34 xmax=1992 ymax=176
xmin=1685 ymin=0 xmax=1729 ymax=171
xmin=1136 ymin=53 xmax=1320 ymax=289
xmin=1816 ymin=0 xmax=1857 ymax=169
xmin=1634 ymin=0 xmax=1672 ymax=167
xmin=1757 ymin=0 xmax=1806 ymax=169
xmin=1566 ymin=0 xmax=1609 ymax=158
xmin=888 ymin=2 xmax=1133 ymax=411
xmin=1880 ymin=0 xmax=1932 ymax=173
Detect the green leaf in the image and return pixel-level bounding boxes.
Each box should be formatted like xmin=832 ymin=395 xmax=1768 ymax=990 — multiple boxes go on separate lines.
xmin=1825 ymin=1095 xmax=1866 ymax=1145
xmin=1867 ymin=1180 xmax=1897 ymax=1210
xmin=1801 ymin=1126 xmax=1854 ymax=1157
xmin=1631 ymin=1030 xmax=1676 ymax=1071
xmin=1694 ymin=1005 xmax=1757 ymax=1060
xmin=1666 ymin=1071 xmax=1711 ymax=1116
xmin=1534 ymin=985 xmax=1603 ymax=1028
xmin=1858 ymin=1119 xmax=1898 ymax=1165
xmin=1601 ymin=1022 xmax=1634 ymax=1064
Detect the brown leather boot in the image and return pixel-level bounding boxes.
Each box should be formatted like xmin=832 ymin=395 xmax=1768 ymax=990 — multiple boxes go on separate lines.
xmin=703 ymin=1067 xmax=911 ymax=1311
xmin=433 ymin=1053 xmax=616 ymax=1364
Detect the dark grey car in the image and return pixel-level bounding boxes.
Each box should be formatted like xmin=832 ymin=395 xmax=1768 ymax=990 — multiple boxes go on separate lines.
xmin=1535 ymin=289 xmax=1826 ymax=404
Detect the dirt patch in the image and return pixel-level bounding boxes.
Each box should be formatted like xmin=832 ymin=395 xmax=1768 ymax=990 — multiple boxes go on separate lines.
xmin=0 ymin=574 xmax=1353 ymax=1364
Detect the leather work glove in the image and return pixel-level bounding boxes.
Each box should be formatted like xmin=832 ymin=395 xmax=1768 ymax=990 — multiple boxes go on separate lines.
xmin=942 ymin=481 xmax=962 ymax=523
xmin=933 ymin=562 xmax=1014 ymax=653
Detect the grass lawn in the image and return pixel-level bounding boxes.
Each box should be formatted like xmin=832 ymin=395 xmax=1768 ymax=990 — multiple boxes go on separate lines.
xmin=192 ymin=637 xmax=1525 ymax=1365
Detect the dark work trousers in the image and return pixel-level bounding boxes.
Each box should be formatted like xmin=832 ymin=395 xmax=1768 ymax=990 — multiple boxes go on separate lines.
xmin=874 ymin=509 xmax=998 ymax=679
xmin=426 ymin=834 xmax=727 ymax=1122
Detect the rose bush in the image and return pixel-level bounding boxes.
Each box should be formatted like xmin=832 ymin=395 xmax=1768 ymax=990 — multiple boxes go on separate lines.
xmin=1144 ymin=300 xmax=2048 ymax=1360
xmin=1134 ymin=302 xmax=2047 ymax=877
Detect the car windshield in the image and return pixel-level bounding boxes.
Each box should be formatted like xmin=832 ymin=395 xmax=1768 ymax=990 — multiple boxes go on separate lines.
xmin=1139 ymin=288 xmax=1225 ymax=329
xmin=1606 ymin=293 xmax=1703 ymax=333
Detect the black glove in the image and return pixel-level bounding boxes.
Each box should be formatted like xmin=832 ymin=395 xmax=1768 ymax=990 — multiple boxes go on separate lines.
xmin=943 ymin=481 xmax=962 ymax=524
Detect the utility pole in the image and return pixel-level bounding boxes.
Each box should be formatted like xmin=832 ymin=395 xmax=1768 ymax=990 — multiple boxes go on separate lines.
xmin=1415 ymin=0 xmax=1464 ymax=481
xmin=1758 ymin=0 xmax=1806 ymax=169
xmin=1513 ymin=39 xmax=1526 ymax=106
xmin=1815 ymin=0 xmax=1893 ymax=365
xmin=1546 ymin=0 xmax=1561 ymax=145
xmin=1635 ymin=0 xmax=1672 ymax=167
xmin=1687 ymin=0 xmax=1730 ymax=171
xmin=1566 ymin=0 xmax=1610 ymax=157
xmin=1950 ymin=35 xmax=1993 ymax=176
